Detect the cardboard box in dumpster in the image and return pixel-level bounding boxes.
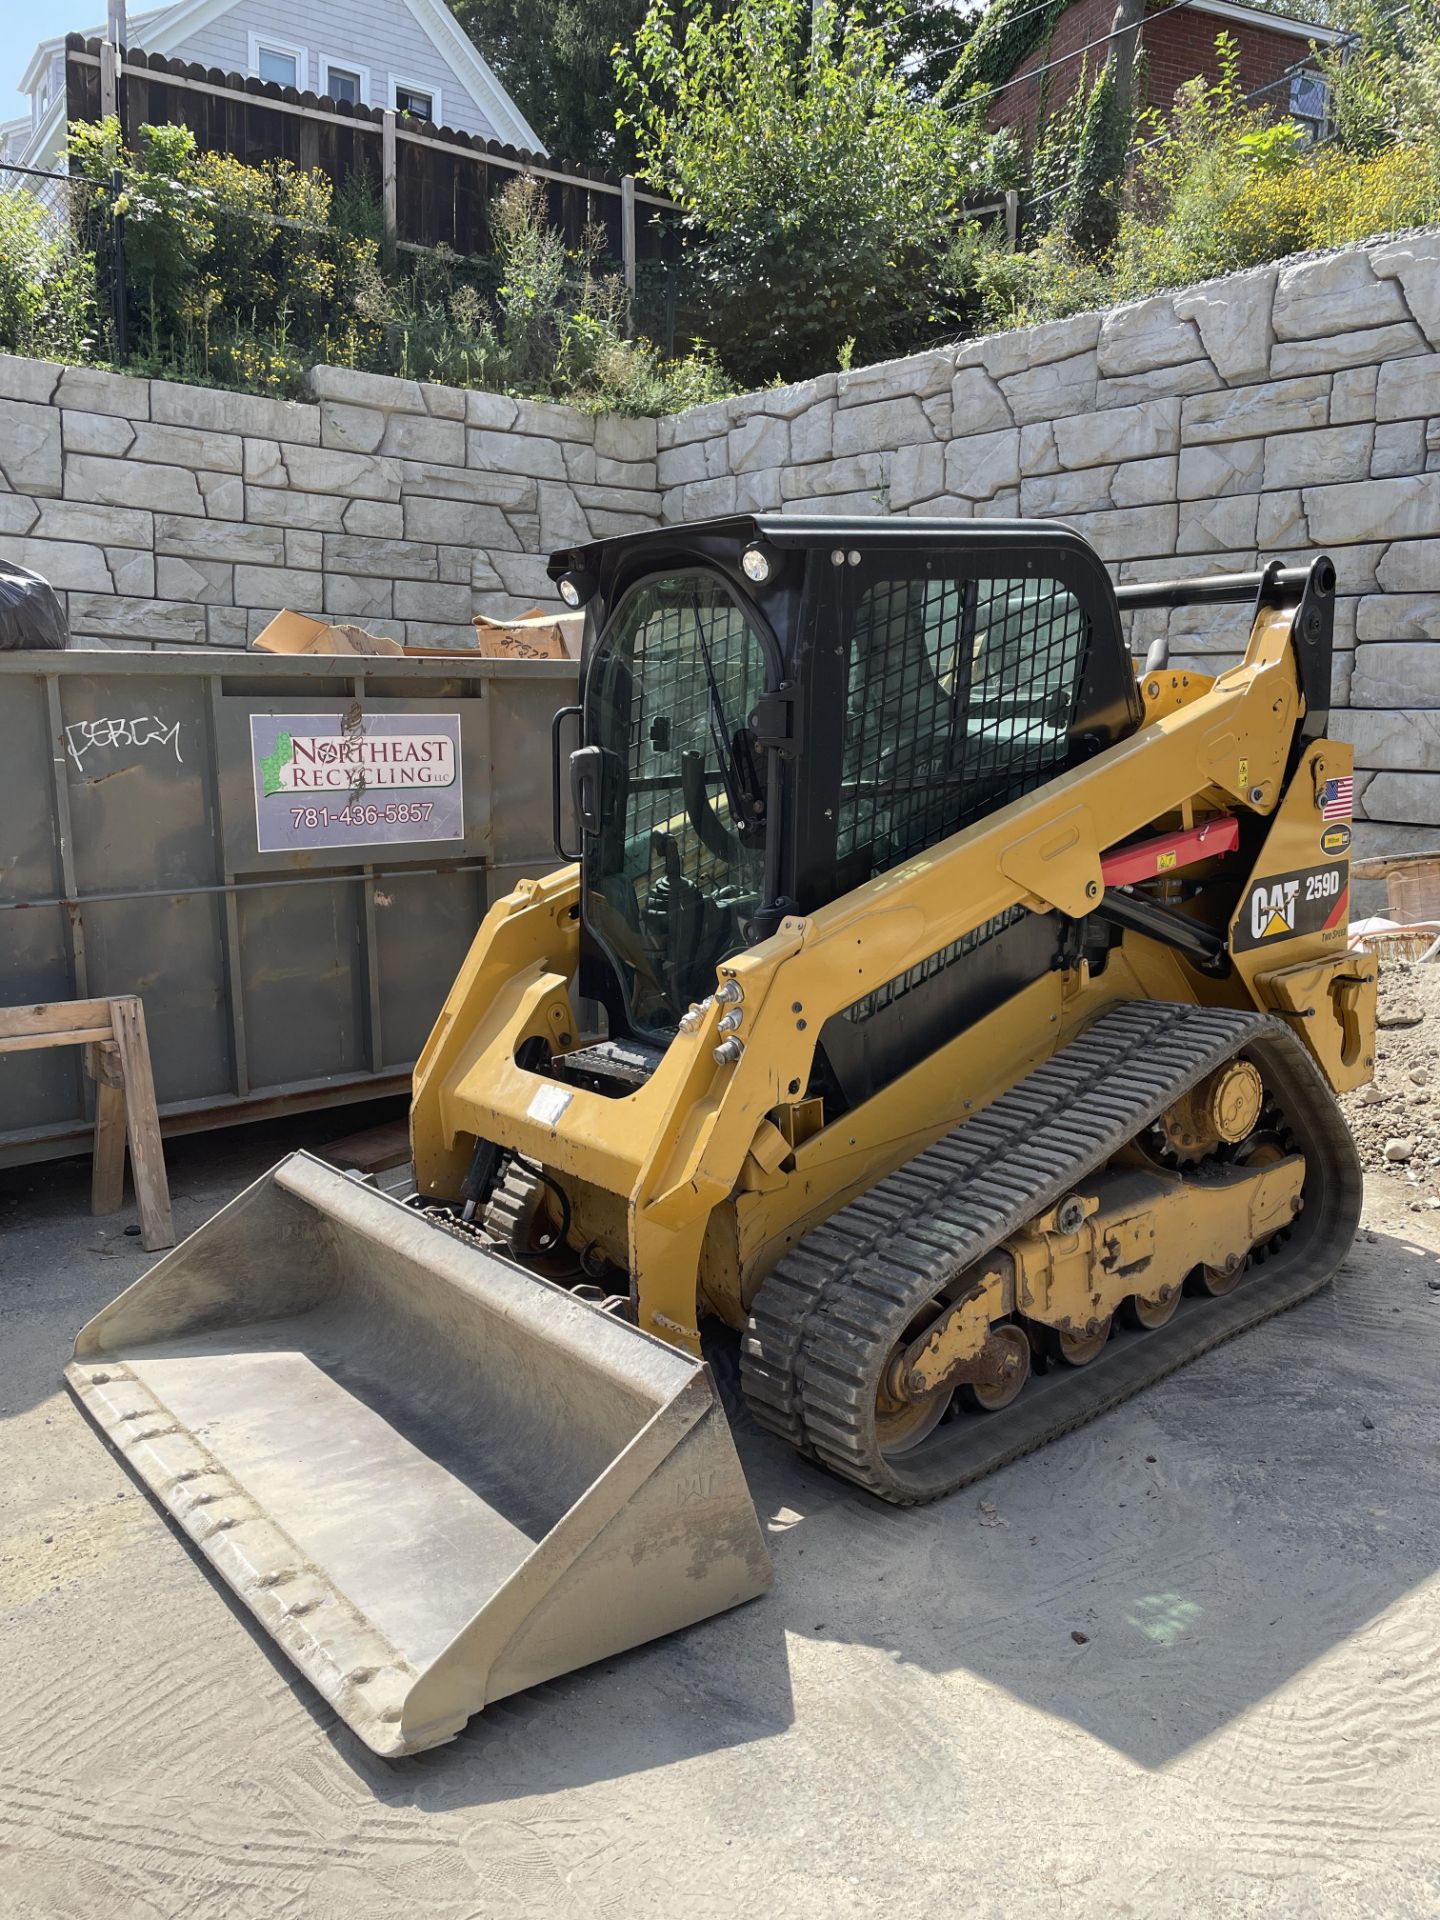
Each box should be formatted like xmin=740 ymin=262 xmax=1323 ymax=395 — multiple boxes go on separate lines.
xmin=252 ymin=607 xmax=582 ymax=660
xmin=252 ymin=610 xmax=405 ymax=656
xmin=470 ymin=608 xmax=582 ymax=660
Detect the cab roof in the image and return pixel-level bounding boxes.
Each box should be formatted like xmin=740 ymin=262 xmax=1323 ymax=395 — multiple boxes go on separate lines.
xmin=547 ymin=514 xmax=1102 ymax=580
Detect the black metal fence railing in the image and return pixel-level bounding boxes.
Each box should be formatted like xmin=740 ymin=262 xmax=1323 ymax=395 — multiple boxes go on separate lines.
xmin=0 ymin=159 xmax=86 ymax=221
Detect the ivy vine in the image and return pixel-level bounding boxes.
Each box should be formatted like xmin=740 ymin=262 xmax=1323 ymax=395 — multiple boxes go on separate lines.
xmin=947 ymin=0 xmax=1074 ymax=104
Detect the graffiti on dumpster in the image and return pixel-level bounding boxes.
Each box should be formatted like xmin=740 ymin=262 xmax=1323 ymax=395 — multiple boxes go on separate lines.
xmin=65 ymin=713 xmax=183 ymax=771
xmin=250 ymin=709 xmax=464 ymax=853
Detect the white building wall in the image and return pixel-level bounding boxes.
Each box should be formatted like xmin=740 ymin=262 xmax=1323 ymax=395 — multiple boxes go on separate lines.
xmin=171 ymin=0 xmax=499 ymax=137
xmin=30 ymin=51 xmax=65 ymax=128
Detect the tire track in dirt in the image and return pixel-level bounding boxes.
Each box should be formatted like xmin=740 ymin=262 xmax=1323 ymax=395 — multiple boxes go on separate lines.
xmin=1179 ymin=1595 xmax=1440 ymax=1888
xmin=7 ymin=1145 xmax=1440 ymax=1919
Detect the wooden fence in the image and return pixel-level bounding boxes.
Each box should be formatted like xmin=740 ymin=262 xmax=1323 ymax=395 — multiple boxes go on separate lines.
xmin=63 ymin=36 xmax=680 ymax=281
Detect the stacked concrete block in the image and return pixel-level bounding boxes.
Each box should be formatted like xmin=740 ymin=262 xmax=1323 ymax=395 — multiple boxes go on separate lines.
xmin=654 ymin=234 xmax=1440 ymax=860
xmin=3 ymin=230 xmax=1440 ymax=853
xmin=0 ymin=358 xmax=660 ymax=652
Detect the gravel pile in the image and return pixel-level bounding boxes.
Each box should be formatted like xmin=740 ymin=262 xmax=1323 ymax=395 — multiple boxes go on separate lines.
xmin=1340 ymin=957 xmax=1440 ymax=1207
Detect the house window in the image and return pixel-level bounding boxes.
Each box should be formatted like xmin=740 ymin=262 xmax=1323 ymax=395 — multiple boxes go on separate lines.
xmin=324 ymin=63 xmax=368 ymax=105
xmin=258 ymin=48 xmax=297 ymax=86
xmin=249 ymin=33 xmax=308 ymax=91
xmin=1289 ymin=68 xmax=1329 ymax=142
xmin=392 ymin=78 xmax=439 ymax=122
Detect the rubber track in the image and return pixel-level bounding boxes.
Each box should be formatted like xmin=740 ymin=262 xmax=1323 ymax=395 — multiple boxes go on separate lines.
xmin=739 ymin=1001 xmax=1363 ymax=1505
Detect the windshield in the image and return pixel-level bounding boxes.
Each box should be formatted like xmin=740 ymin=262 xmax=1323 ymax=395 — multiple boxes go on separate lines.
xmin=582 ymin=574 xmax=772 ymax=1039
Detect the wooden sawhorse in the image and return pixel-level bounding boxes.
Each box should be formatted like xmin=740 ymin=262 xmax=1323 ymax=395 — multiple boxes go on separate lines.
xmin=0 ymin=996 xmax=175 ymax=1251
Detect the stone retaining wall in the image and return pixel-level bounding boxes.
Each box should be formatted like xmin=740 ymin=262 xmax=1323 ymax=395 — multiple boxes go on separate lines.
xmin=657 ymin=233 xmax=1440 ymax=858
xmin=2 ymin=230 xmax=1438 ymax=859
xmin=0 ymin=361 xmax=658 ymax=649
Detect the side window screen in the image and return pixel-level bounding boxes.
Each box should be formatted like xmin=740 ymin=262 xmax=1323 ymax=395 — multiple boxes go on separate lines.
xmin=837 ymin=574 xmax=1088 ymax=881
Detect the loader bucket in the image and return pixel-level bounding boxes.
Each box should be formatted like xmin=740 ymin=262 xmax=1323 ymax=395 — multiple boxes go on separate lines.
xmin=64 ymin=1151 xmax=772 ymax=1758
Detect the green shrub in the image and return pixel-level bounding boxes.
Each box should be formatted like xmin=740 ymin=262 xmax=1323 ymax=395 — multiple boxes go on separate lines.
xmin=1064 ymin=59 xmax=1130 ymax=257
xmin=61 ymin=119 xmax=718 ymax=412
xmin=1321 ymin=0 xmax=1440 ymax=156
xmin=976 ymin=29 xmax=1440 ymax=333
xmin=1023 ymin=68 xmax=1094 ymax=240
xmin=616 ymin=0 xmax=997 ymax=384
xmin=0 ymin=187 xmax=96 ymax=361
xmin=68 ymin=117 xmax=374 ymax=387
xmin=361 ymin=176 xmax=730 ymax=411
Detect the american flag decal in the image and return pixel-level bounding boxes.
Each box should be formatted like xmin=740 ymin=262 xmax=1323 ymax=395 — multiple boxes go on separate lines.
xmin=1321 ymin=776 xmax=1354 ymax=822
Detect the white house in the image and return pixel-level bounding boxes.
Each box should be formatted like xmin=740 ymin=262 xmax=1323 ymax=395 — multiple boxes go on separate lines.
xmin=3 ymin=0 xmax=543 ymax=171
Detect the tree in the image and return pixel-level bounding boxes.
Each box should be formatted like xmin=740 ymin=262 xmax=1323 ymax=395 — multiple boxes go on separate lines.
xmin=891 ymin=0 xmax=985 ymax=101
xmin=1105 ymin=0 xmax=1147 ymax=130
xmin=448 ymin=0 xmax=654 ymax=165
xmin=616 ymin=0 xmax=989 ymax=383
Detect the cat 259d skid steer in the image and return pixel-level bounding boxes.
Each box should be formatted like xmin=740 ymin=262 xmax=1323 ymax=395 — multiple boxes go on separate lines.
xmin=68 ymin=516 xmax=1373 ymax=1758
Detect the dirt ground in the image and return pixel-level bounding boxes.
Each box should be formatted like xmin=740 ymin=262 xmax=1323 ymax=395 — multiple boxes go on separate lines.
xmin=3 ymin=1092 xmax=1440 ymax=1920
xmin=1341 ymin=959 xmax=1440 ymax=1205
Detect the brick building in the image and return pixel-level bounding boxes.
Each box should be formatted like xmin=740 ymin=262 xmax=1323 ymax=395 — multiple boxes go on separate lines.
xmin=987 ymin=0 xmax=1341 ymax=146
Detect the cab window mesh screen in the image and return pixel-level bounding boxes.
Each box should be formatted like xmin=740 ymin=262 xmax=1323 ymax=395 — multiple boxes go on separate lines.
xmin=837 ymin=575 xmax=1087 ymax=879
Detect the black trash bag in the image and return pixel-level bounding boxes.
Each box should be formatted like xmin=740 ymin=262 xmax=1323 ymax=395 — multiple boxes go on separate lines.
xmin=0 ymin=560 xmax=69 ymax=650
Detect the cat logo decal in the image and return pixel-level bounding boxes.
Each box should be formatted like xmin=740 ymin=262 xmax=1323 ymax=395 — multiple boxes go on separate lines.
xmin=1235 ymin=864 xmax=1348 ymax=952
xmin=1250 ymin=878 xmax=1298 ymax=941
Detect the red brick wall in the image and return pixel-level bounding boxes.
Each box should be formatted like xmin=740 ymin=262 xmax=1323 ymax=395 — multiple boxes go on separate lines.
xmin=1143 ymin=9 xmax=1309 ymax=117
xmin=986 ymin=1 xmax=1320 ymax=143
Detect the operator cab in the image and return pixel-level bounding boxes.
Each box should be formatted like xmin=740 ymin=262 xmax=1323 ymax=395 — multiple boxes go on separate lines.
xmin=548 ymin=516 xmax=1141 ymax=1080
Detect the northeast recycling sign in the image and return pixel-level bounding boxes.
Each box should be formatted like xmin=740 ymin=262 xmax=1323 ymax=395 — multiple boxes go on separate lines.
xmin=250 ymin=711 xmax=464 ymax=853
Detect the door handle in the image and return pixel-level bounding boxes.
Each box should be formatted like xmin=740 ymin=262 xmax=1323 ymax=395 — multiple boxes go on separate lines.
xmin=570 ymin=744 xmax=606 ymax=839
xmin=551 ymin=705 xmax=582 ymax=859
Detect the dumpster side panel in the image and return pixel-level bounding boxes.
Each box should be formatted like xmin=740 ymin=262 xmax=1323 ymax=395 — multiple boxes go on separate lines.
xmin=0 ymin=903 xmax=81 ymax=1132
xmin=237 ymin=878 xmax=369 ymax=1089
xmin=372 ymin=866 xmax=487 ymax=1068
xmin=487 ymin=668 xmax=578 ymax=882
xmin=58 ymin=674 xmax=216 ymax=894
xmin=83 ymin=896 xmax=233 ymax=1103
xmin=0 ymin=668 xmax=83 ymax=1131
xmin=56 ymin=670 xmax=232 ymax=1108
xmin=0 ymin=653 xmax=576 ymax=1166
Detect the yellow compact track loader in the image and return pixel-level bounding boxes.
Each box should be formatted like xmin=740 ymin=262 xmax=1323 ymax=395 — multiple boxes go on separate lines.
xmin=69 ymin=516 xmax=1375 ymax=1757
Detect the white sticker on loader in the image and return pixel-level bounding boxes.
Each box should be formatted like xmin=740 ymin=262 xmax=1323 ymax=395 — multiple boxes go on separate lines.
xmin=527 ymin=1083 xmax=574 ymax=1127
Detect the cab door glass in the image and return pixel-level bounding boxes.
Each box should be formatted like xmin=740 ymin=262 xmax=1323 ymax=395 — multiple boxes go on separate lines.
xmin=583 ymin=575 xmax=772 ymax=1037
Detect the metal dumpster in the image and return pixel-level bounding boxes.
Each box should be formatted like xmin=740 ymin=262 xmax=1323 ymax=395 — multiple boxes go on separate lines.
xmin=0 ymin=649 xmax=575 ymax=1168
